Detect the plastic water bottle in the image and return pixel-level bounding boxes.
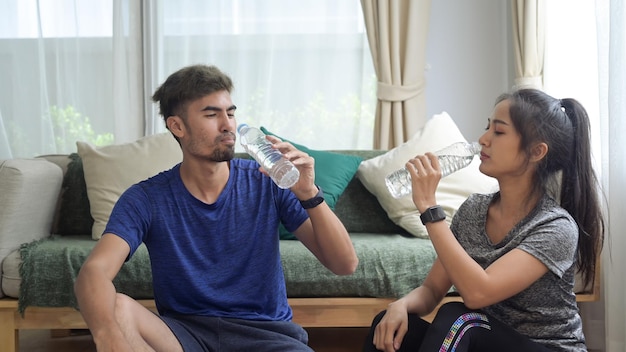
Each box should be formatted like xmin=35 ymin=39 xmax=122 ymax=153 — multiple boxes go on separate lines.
xmin=385 ymin=141 xmax=481 ymax=198
xmin=237 ymin=124 xmax=300 ymax=189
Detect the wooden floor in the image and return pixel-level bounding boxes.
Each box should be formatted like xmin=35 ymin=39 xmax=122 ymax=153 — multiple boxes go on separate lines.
xmin=18 ymin=329 xmax=607 ymax=352
xmin=19 ymin=328 xmax=370 ymax=352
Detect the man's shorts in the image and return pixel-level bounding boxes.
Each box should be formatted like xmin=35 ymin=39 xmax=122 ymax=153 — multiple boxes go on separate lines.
xmin=160 ymin=314 xmax=313 ymax=351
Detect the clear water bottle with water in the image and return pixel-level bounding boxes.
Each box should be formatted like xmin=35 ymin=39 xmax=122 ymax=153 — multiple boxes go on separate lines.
xmin=237 ymin=124 xmax=300 ymax=189
xmin=385 ymin=141 xmax=481 ymax=198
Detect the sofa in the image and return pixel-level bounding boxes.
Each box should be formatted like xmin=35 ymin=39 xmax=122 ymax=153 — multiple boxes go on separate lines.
xmin=0 ymin=113 xmax=599 ymax=352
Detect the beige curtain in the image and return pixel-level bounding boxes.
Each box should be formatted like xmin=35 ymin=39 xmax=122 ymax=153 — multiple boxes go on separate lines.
xmin=361 ymin=0 xmax=431 ymax=149
xmin=511 ymin=0 xmax=546 ymax=89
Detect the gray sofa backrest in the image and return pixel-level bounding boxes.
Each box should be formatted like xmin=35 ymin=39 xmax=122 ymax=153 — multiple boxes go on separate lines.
xmin=48 ymin=151 xmax=405 ymax=237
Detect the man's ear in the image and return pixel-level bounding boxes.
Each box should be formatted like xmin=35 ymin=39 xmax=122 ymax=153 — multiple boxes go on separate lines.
xmin=530 ymin=142 xmax=548 ymax=162
xmin=166 ymin=116 xmax=184 ymax=138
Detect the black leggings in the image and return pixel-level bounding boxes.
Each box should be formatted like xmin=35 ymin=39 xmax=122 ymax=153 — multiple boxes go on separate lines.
xmin=362 ymin=302 xmax=552 ymax=352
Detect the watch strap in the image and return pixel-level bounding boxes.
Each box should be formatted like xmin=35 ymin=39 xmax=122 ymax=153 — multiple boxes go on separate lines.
xmin=300 ymin=186 xmax=325 ymax=209
xmin=420 ymin=205 xmax=446 ymax=225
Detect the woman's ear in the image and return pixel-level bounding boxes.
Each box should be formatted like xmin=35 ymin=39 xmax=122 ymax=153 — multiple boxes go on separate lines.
xmin=530 ymin=142 xmax=548 ymax=162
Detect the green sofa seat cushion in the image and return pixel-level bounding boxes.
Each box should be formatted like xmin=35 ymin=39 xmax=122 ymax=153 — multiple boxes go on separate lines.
xmin=18 ymin=233 xmax=436 ymax=313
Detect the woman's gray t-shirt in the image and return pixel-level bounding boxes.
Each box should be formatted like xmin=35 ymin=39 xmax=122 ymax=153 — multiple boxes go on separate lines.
xmin=450 ymin=193 xmax=586 ymax=351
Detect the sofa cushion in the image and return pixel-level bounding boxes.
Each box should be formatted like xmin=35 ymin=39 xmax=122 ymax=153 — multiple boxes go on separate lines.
xmin=1 ymin=250 xmax=22 ymax=298
xmin=0 ymin=158 xmax=63 ymax=298
xmin=17 ymin=235 xmax=154 ymax=312
xmin=259 ymin=127 xmax=364 ymax=240
xmin=234 ymin=150 xmax=405 ymax=235
xmin=331 ymin=151 xmax=406 ymax=234
xmin=14 ymin=233 xmax=435 ymax=310
xmin=77 ymin=133 xmax=182 ymax=240
xmin=54 ymin=154 xmax=94 ymax=236
xmin=357 ymin=112 xmax=499 ymax=238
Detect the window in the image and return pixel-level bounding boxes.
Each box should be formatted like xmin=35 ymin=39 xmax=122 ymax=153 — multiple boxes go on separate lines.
xmin=153 ymin=0 xmax=376 ymax=150
xmin=0 ymin=0 xmax=374 ymax=158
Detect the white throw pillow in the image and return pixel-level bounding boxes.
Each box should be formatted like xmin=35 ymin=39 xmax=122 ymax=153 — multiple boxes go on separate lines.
xmin=77 ymin=133 xmax=182 ymax=240
xmin=356 ymin=112 xmax=498 ymax=238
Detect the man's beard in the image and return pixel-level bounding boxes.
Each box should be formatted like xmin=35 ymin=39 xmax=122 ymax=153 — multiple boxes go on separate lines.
xmin=211 ymin=131 xmax=236 ymax=161
xmin=211 ymin=145 xmax=235 ymax=162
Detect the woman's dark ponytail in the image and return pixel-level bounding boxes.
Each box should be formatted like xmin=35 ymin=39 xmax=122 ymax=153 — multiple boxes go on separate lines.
xmin=559 ymin=98 xmax=604 ymax=288
xmin=505 ymin=89 xmax=604 ymax=289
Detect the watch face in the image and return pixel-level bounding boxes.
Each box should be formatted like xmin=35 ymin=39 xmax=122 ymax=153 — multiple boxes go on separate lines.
xmin=421 ymin=206 xmax=446 ymax=225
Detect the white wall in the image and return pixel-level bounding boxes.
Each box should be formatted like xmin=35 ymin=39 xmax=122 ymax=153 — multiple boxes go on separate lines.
xmin=425 ymin=0 xmax=514 ymax=142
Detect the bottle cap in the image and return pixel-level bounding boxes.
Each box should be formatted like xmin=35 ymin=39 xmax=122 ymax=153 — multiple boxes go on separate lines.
xmin=237 ymin=123 xmax=249 ymax=134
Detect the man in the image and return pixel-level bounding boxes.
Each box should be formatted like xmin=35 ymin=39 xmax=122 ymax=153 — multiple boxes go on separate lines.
xmin=74 ymin=64 xmax=358 ymax=352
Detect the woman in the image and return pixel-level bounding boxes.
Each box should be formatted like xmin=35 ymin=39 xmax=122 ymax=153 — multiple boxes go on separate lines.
xmin=363 ymin=89 xmax=604 ymax=352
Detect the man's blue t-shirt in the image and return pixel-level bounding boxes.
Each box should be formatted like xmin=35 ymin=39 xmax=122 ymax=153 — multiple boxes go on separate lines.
xmin=104 ymin=158 xmax=309 ymax=321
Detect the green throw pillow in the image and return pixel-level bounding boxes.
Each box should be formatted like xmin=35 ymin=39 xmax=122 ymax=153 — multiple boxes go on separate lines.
xmin=260 ymin=127 xmax=363 ymax=240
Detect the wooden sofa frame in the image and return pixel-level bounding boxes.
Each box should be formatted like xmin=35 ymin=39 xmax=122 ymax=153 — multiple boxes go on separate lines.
xmin=0 ymin=279 xmax=600 ymax=352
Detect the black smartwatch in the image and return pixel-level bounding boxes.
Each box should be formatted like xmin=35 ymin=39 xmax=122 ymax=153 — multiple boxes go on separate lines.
xmin=420 ymin=205 xmax=446 ymax=225
xmin=300 ymin=186 xmax=325 ymax=209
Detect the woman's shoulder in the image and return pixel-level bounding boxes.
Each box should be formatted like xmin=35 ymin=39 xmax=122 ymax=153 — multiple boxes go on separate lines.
xmin=454 ymin=192 xmax=497 ymax=219
xmin=464 ymin=192 xmax=497 ymax=205
xmin=536 ymin=195 xmax=576 ymax=223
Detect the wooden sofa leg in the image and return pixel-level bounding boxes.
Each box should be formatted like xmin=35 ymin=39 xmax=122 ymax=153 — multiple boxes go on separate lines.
xmin=0 ymin=308 xmax=18 ymax=352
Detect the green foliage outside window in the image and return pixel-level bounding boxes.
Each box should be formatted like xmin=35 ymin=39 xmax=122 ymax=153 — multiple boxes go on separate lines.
xmin=6 ymin=105 xmax=114 ymax=157
xmin=49 ymin=105 xmax=114 ymax=152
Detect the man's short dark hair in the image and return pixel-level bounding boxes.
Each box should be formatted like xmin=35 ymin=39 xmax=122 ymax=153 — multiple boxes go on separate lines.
xmin=152 ymin=64 xmax=234 ymax=123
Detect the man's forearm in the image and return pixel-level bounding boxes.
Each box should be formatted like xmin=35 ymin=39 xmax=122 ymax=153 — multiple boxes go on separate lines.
xmin=306 ymin=204 xmax=358 ymax=275
xmin=74 ymin=266 xmax=124 ymax=342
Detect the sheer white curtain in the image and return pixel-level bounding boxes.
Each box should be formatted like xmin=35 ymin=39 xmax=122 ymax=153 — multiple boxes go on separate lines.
xmin=112 ymin=0 xmax=143 ymax=144
xmin=0 ymin=0 xmax=375 ymax=159
xmin=596 ymin=1 xmax=626 ymax=350
xmin=0 ymin=109 xmax=10 ymax=158
xmin=143 ymin=0 xmax=376 ymax=151
xmin=0 ymin=0 xmax=139 ymax=159
xmin=544 ymin=1 xmax=626 ymax=351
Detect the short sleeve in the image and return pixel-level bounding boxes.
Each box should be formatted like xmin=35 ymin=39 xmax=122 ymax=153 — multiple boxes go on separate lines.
xmin=517 ymin=213 xmax=578 ymax=278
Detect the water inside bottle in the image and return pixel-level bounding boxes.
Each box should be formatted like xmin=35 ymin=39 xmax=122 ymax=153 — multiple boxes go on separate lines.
xmin=245 ymin=143 xmax=282 ymax=169
xmin=385 ymin=168 xmax=412 ymax=198
xmin=244 ymin=143 xmax=299 ymax=188
xmin=271 ymin=162 xmax=300 ymax=189
xmin=385 ymin=155 xmax=475 ymax=198
xmin=438 ymin=155 xmax=475 ymax=177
